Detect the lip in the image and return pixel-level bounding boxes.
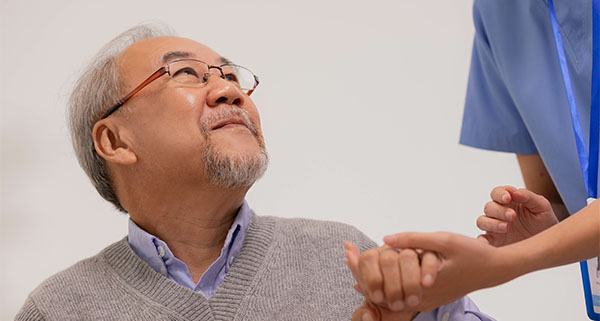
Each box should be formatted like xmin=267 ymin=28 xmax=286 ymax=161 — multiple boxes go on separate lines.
xmin=210 ymin=117 xmax=249 ymax=131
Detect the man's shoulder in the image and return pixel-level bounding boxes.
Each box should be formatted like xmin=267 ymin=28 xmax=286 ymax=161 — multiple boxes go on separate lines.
xmin=255 ymin=215 xmax=377 ymax=251
xmin=24 ymin=238 xmax=128 ymax=307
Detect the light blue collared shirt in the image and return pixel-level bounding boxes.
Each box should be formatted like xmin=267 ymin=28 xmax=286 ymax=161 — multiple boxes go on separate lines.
xmin=128 ymin=201 xmax=493 ymax=319
xmin=127 ymin=201 xmax=252 ymax=298
xmin=415 ymin=297 xmax=495 ymax=321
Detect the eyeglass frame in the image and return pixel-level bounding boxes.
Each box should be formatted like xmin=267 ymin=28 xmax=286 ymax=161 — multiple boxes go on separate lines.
xmin=100 ymin=58 xmax=260 ymax=119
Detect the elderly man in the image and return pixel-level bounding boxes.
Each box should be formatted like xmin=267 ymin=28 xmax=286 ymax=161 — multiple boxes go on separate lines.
xmin=16 ymin=25 xmax=491 ymax=321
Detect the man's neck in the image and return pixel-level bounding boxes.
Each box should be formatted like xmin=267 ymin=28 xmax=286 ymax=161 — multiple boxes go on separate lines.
xmin=127 ymin=185 xmax=248 ymax=283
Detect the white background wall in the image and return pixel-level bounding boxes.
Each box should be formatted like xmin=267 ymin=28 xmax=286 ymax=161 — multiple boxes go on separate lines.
xmin=0 ymin=0 xmax=587 ymax=320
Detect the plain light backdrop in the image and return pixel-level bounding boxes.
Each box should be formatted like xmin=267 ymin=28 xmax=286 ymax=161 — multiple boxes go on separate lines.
xmin=0 ymin=0 xmax=587 ymax=320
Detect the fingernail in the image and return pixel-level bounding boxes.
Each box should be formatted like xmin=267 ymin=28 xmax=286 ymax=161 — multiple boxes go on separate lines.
xmin=406 ymin=295 xmax=420 ymax=307
xmin=505 ymin=211 xmax=513 ymax=220
xmin=423 ymin=274 xmax=433 ymax=286
xmin=391 ymin=300 xmax=405 ymax=311
xmin=383 ymin=235 xmax=396 ymax=244
xmin=498 ymin=223 xmax=508 ymax=232
xmin=372 ymin=290 xmax=384 ymax=303
xmin=362 ymin=312 xmax=373 ymax=321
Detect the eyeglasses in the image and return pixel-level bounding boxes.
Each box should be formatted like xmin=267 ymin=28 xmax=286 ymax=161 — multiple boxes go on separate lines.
xmin=101 ymin=58 xmax=260 ymax=119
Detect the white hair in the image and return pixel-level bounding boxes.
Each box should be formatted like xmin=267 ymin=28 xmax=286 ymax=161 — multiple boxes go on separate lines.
xmin=67 ymin=23 xmax=175 ymax=213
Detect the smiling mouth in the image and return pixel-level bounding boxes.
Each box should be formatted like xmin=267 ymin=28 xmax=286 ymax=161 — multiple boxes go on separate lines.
xmin=210 ymin=118 xmax=249 ymax=131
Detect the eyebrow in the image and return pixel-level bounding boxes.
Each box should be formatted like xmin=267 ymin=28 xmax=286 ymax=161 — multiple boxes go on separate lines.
xmin=220 ymin=57 xmax=233 ymax=65
xmin=162 ymin=51 xmax=191 ymax=63
xmin=161 ymin=51 xmax=234 ymax=65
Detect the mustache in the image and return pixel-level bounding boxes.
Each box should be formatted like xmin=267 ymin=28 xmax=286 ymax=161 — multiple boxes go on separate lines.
xmin=201 ymin=107 xmax=261 ymax=138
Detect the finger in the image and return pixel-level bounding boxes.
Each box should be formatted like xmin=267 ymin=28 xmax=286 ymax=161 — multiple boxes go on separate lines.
xmin=420 ymin=251 xmax=439 ymax=287
xmin=352 ymin=301 xmax=380 ymax=321
xmin=483 ymin=201 xmax=515 ymax=221
xmin=353 ymin=284 xmax=368 ymax=296
xmin=359 ymin=249 xmax=385 ymax=304
xmin=345 ymin=242 xmax=368 ymax=293
xmin=352 ymin=301 xmax=375 ymax=321
xmin=510 ymin=188 xmax=552 ymax=212
xmin=476 ymin=215 xmax=509 ymax=233
xmin=379 ymin=248 xmax=404 ymax=311
xmin=383 ymin=232 xmax=447 ymax=252
xmin=477 ymin=234 xmax=491 ymax=244
xmin=490 ymin=186 xmax=514 ymax=204
xmin=398 ymin=249 xmax=422 ymax=307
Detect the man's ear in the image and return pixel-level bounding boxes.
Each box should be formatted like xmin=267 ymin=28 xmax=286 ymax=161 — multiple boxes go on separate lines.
xmin=92 ymin=120 xmax=137 ymax=165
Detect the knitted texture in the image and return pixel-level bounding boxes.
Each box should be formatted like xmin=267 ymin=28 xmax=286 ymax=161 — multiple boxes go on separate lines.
xmin=16 ymin=215 xmax=376 ymax=320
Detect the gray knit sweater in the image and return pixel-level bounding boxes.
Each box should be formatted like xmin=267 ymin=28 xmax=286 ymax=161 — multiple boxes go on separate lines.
xmin=16 ymin=215 xmax=377 ymax=320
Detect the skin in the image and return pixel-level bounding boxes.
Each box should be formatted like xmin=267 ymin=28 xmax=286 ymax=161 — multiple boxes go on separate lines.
xmin=476 ymin=185 xmax=558 ymax=246
xmin=92 ymin=37 xmax=264 ymax=283
xmin=374 ymin=156 xmax=599 ymax=313
xmin=516 ymin=154 xmax=569 ymax=221
xmin=475 ymin=154 xmax=566 ymax=246
xmin=350 ymin=154 xmax=587 ymax=318
xmin=344 ymin=244 xmax=431 ymax=321
xmin=382 ymin=199 xmax=600 ymax=312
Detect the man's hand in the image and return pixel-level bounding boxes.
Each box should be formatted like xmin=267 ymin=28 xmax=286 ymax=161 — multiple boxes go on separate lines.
xmin=382 ymin=232 xmax=511 ymax=312
xmin=351 ymin=300 xmax=417 ymax=321
xmin=344 ymin=242 xmax=439 ymax=320
xmin=477 ymin=186 xmax=558 ymax=246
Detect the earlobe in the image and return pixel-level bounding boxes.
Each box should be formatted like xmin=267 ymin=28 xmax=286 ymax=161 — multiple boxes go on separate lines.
xmin=92 ymin=121 xmax=137 ymax=165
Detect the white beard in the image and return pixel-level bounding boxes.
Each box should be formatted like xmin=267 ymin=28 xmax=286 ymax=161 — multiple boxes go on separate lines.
xmin=200 ymin=107 xmax=269 ymax=188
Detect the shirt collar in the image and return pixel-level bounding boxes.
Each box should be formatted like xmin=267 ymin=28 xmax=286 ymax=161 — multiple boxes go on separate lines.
xmin=127 ymin=200 xmax=252 ymax=295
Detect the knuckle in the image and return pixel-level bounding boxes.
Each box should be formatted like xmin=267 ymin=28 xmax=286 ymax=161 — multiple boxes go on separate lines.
xmin=380 ymin=250 xmax=398 ymax=267
xmin=360 ymin=249 xmax=377 ymax=261
xmin=399 ymin=249 xmax=418 ymax=261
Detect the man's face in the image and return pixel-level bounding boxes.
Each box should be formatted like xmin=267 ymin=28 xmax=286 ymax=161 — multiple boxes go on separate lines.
xmin=113 ymin=37 xmax=267 ymax=187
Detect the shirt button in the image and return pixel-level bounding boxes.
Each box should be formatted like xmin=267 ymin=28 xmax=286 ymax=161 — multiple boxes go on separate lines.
xmin=441 ymin=312 xmax=450 ymax=321
xmin=157 ymin=245 xmax=165 ymax=258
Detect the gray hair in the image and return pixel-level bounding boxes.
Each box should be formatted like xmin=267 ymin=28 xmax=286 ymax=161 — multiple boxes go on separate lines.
xmin=67 ymin=23 xmax=175 ymax=213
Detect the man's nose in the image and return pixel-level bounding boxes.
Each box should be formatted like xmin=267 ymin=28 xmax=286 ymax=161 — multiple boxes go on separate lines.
xmin=205 ymin=74 xmax=245 ymax=108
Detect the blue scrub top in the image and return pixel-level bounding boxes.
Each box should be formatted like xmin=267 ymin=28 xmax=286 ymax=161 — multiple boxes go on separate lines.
xmin=460 ymin=0 xmax=598 ymax=214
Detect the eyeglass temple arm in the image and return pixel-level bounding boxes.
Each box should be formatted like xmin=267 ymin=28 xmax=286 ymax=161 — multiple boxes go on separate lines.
xmin=246 ymin=75 xmax=260 ymax=96
xmin=100 ymin=68 xmax=168 ymax=119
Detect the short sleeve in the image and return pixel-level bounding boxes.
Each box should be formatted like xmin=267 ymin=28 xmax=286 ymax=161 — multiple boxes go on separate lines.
xmin=459 ymin=0 xmax=538 ymax=154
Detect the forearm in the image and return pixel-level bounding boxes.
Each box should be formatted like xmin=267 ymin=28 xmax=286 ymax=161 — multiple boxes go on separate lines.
xmin=500 ymin=200 xmax=600 ymax=278
xmin=517 ymin=154 xmax=569 ymax=221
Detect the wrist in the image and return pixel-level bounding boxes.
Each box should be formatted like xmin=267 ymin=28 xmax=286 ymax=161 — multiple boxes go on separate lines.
xmin=493 ymin=242 xmax=532 ymax=284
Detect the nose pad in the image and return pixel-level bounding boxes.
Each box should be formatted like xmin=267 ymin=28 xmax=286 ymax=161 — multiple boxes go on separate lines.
xmin=203 ymin=72 xmax=224 ymax=83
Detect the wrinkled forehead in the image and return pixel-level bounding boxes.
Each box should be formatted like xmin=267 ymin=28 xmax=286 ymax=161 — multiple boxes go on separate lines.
xmin=116 ymin=36 xmax=228 ymax=83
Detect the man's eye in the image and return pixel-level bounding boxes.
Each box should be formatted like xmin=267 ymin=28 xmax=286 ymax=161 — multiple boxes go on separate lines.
xmin=172 ymin=67 xmax=199 ymax=78
xmin=224 ymin=73 xmax=240 ymax=84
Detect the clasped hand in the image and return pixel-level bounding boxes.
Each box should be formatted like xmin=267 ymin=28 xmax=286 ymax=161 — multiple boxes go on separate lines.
xmin=345 ymin=186 xmax=558 ymax=320
xmin=344 ymin=243 xmax=439 ymax=321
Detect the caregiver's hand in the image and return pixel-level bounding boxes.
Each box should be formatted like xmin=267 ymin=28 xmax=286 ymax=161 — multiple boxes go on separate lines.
xmin=345 ymin=242 xmax=429 ymax=320
xmin=382 ymin=232 xmax=509 ymax=312
xmin=345 ymin=242 xmax=439 ymax=311
xmin=477 ymin=186 xmax=558 ymax=246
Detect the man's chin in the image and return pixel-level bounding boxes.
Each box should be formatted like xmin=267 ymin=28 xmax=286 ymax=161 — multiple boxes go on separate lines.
xmin=202 ymin=142 xmax=269 ymax=189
